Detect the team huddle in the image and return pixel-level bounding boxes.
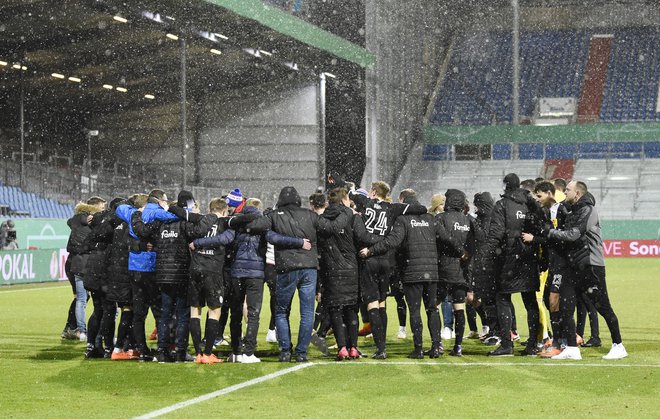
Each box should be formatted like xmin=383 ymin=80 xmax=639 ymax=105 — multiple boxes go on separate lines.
xmin=60 ymin=172 xmax=627 ymax=363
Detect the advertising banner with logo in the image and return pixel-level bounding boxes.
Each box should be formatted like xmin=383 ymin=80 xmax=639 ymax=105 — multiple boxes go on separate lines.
xmin=602 ymin=240 xmax=660 ymax=258
xmin=0 ymin=248 xmax=69 ymax=285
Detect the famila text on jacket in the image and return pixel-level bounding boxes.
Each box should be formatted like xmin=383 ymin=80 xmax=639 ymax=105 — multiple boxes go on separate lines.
xmin=410 ymin=220 xmax=429 ymax=227
xmin=161 ymin=230 xmax=178 ymax=239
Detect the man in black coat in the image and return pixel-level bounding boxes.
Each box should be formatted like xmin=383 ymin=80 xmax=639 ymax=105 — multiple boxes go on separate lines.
xmin=485 ymin=173 xmax=541 ymax=356
xmin=541 ymin=181 xmax=627 ymax=360
xmin=246 ymin=186 xmax=350 ymax=362
xmin=132 ymin=190 xmax=211 ymax=363
xmin=360 ymin=189 xmax=460 ymax=359
xmin=470 ymin=192 xmax=499 ymax=343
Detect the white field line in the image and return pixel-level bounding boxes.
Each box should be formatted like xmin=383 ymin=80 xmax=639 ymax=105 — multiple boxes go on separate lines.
xmin=0 ymin=284 xmax=69 ymax=294
xmin=133 ymin=362 xmax=314 ymax=419
xmin=134 ymin=359 xmax=655 ymax=418
xmin=313 ymin=361 xmax=660 ymax=368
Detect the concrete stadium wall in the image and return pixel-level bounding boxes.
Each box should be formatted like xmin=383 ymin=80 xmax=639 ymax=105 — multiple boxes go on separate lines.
xmin=195 ymin=81 xmax=323 ymax=205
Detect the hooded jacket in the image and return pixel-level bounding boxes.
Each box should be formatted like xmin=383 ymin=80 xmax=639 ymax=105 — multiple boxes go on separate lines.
xmin=317 ymin=204 xmax=381 ymax=306
xmin=67 ymin=203 xmax=101 ymax=276
xmin=485 ymin=188 xmax=541 ymax=294
xmin=470 ymin=192 xmax=497 ymax=296
xmin=547 ymin=192 xmax=605 ymax=270
xmin=435 ymin=189 xmax=474 ymax=286
xmin=246 ymin=186 xmax=350 ymax=273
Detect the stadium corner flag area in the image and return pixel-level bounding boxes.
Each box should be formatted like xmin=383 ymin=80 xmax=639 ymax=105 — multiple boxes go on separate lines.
xmin=1 ymin=0 xmax=659 ymax=417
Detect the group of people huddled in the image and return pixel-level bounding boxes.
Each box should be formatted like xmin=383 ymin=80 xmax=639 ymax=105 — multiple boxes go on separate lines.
xmin=60 ymin=171 xmax=627 ymax=363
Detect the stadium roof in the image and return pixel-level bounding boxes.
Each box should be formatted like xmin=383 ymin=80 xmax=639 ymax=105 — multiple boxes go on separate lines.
xmin=0 ymin=0 xmax=372 ymax=150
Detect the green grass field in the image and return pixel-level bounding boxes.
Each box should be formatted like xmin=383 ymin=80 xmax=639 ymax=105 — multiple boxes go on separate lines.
xmin=2 ymin=259 xmax=659 ymax=418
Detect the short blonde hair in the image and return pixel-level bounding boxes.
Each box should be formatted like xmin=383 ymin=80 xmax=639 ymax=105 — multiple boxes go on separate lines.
xmin=371 ymin=181 xmax=391 ymax=200
xmin=209 ymin=197 xmax=228 ymax=213
xmin=246 ymin=198 xmax=262 ymax=209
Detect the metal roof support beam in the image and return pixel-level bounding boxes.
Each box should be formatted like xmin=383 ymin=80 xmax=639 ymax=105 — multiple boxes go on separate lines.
xmin=202 ymin=0 xmax=375 ymax=68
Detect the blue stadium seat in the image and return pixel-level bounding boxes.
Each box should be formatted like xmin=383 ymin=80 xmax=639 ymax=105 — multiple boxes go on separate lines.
xmin=431 ymin=27 xmax=659 ymax=127
xmin=519 ymin=144 xmax=544 ymax=160
xmin=0 ymin=184 xmax=71 ymax=218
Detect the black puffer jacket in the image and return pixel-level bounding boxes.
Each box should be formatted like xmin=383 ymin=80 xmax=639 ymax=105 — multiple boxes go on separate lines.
xmin=318 ymin=204 xmax=358 ymax=307
xmin=318 ymin=204 xmax=380 ymax=307
xmin=368 ymin=199 xmax=459 ymax=284
xmin=106 ymin=219 xmax=133 ymax=302
xmin=247 ymin=186 xmax=349 ymax=273
xmin=470 ymin=192 xmax=497 ymax=297
xmin=66 ymin=203 xmax=100 ymax=276
xmin=107 ymin=220 xmax=132 ymax=283
xmin=131 ymin=208 xmax=218 ymax=284
xmin=82 ymin=209 xmax=116 ymax=291
xmin=131 ymin=211 xmax=193 ymax=285
xmin=436 ymin=189 xmax=474 ymax=286
xmin=485 ymin=188 xmax=540 ymax=294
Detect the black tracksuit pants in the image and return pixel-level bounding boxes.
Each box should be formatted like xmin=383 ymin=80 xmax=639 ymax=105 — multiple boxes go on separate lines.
xmin=403 ymin=282 xmax=441 ymax=351
xmin=496 ymin=290 xmax=539 ymax=350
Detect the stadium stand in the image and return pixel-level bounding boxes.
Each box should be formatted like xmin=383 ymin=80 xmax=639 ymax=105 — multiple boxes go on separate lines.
xmin=0 ymin=183 xmax=73 ymax=219
xmin=432 ymin=27 xmax=659 ymax=126
xmin=402 ymin=143 xmax=659 ymax=220
xmin=432 ymin=29 xmax=590 ymax=125
xmin=600 ymin=27 xmax=660 ymax=122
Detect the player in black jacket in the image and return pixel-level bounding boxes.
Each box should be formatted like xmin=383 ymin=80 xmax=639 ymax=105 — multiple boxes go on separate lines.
xmin=318 ymin=188 xmax=381 ymax=360
xmin=522 ymin=181 xmax=572 ymax=358
xmin=486 ymin=174 xmax=542 ymax=356
xmin=435 ymin=189 xmax=475 ymax=356
xmin=361 ymin=189 xmax=461 ymax=359
xmin=349 ymin=181 xmax=427 ymax=358
xmin=132 ymin=190 xmax=212 ymax=363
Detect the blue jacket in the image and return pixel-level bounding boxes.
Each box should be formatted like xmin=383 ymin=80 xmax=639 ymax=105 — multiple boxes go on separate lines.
xmin=115 ymin=203 xmax=179 ymax=272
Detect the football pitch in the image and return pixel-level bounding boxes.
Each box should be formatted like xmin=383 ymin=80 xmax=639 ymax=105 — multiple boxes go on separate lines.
xmin=1 ymin=259 xmax=659 ymax=418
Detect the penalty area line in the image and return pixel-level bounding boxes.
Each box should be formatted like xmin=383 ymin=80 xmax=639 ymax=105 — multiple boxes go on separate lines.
xmin=133 ymin=362 xmax=315 ymax=419
xmin=313 ymin=361 xmax=658 ymax=368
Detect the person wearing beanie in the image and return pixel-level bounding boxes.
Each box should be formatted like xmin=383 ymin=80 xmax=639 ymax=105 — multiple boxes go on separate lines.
xmin=226 ymin=188 xmax=245 ymax=214
xmin=177 ymin=190 xmax=195 ymax=209
xmin=130 ymin=190 xmax=207 ymax=363
xmin=485 ymin=173 xmax=543 ymax=357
